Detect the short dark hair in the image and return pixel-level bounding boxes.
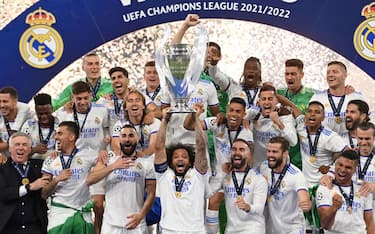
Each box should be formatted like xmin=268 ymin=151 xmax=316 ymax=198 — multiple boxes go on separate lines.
xmin=72 ymin=81 xmax=91 ymax=95
xmin=34 ymin=93 xmax=52 ymax=106
xmin=269 ymin=136 xmax=289 ymax=152
xmin=308 ymin=101 xmax=325 ymax=112
xmin=328 ymin=61 xmax=347 ymax=72
xmin=208 ymin=42 xmax=221 ymax=56
xmin=58 ymin=121 xmax=80 ymax=139
xmin=144 ymin=61 xmax=155 ymax=67
xmin=121 ymin=124 xmax=137 ymax=132
xmin=285 ymin=59 xmax=304 ymax=70
xmin=232 ymin=138 xmax=252 ymax=151
xmin=338 ymin=150 xmax=359 ymax=164
xmin=109 ymin=66 xmax=129 ymax=78
xmin=357 ymin=122 xmax=375 ymax=136
xmin=348 ymin=99 xmax=370 ymax=122
xmin=229 ymin=97 xmax=246 ymax=110
xmin=0 ymin=86 xmax=18 ymax=99
xmin=259 ymin=85 xmax=276 ymax=94
xmin=166 ymin=143 xmax=195 ymax=168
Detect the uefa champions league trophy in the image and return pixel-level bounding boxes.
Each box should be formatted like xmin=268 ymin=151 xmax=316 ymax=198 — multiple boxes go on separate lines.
xmin=155 ymin=24 xmax=208 ymax=113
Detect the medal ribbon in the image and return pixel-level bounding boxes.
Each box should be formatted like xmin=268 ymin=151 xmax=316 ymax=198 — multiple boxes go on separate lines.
xmin=334 ymin=180 xmax=354 ymax=211
xmin=175 ymin=176 xmax=185 ymax=193
xmin=243 ymin=86 xmax=258 ymax=107
xmin=232 ymin=167 xmax=251 ymax=196
xmin=87 ymin=78 xmax=101 ymax=101
xmin=38 ymin=120 xmax=55 ymax=144
xmin=2 ymin=115 xmax=13 ymax=136
xmin=327 ymin=90 xmax=345 ymax=119
xmin=270 ymin=164 xmax=289 ymax=196
xmin=358 ymin=150 xmax=375 ymax=180
xmin=73 ymin=105 xmax=90 ymax=133
xmin=12 ymin=161 xmax=30 ymax=179
xmin=59 ymin=148 xmax=78 ymax=169
xmin=306 ymin=126 xmax=323 ymax=157
xmin=112 ymin=93 xmax=122 ymax=116
xmin=348 ymin=133 xmax=355 ymax=148
xmin=227 ymin=125 xmax=242 ymax=147
xmin=146 ymin=85 xmax=161 ymax=101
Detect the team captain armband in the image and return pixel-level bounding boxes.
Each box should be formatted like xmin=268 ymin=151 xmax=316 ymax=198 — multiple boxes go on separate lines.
xmin=154 ymin=161 xmax=168 ymax=173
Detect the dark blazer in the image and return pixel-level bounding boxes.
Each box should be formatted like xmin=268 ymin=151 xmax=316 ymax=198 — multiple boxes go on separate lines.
xmin=0 ymin=159 xmax=48 ymax=233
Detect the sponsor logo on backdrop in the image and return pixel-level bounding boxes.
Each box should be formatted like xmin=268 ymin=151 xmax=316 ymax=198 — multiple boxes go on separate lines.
xmin=353 ymin=2 xmax=375 ymax=61
xmin=19 ymin=7 xmax=64 ymax=69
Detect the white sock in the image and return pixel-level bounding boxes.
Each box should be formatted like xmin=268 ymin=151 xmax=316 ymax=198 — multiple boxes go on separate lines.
xmin=206 ymin=209 xmax=219 ymax=234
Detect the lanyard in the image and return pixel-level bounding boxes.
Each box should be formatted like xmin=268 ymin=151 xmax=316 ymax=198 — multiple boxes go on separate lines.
xmin=227 ymin=125 xmax=242 ymax=147
xmin=175 ymin=176 xmax=185 ymax=193
xmin=12 ymin=161 xmax=30 ymax=179
xmin=358 ymin=150 xmax=375 ymax=180
xmin=59 ymin=148 xmax=78 ymax=169
xmin=348 ymin=133 xmax=355 ymax=148
xmin=270 ymin=164 xmax=289 ymax=196
xmin=87 ymin=78 xmax=101 ymax=101
xmin=306 ymin=126 xmax=323 ymax=156
xmin=2 ymin=115 xmax=13 ymax=136
xmin=112 ymin=93 xmax=123 ymax=116
xmin=73 ymin=105 xmax=89 ymax=133
xmin=243 ymin=86 xmax=258 ymax=106
xmin=334 ymin=180 xmax=354 ymax=212
xmin=232 ymin=167 xmax=251 ymax=196
xmin=327 ymin=90 xmax=345 ymax=118
xmin=38 ymin=120 xmax=55 ymax=144
xmin=146 ymin=85 xmax=161 ymax=101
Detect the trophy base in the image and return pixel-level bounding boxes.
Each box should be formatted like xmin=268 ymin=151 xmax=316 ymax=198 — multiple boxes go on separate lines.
xmin=168 ymin=103 xmax=195 ymax=113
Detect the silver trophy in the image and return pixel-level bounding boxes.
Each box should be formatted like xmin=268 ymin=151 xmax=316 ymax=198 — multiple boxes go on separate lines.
xmin=155 ymin=24 xmax=208 ymax=113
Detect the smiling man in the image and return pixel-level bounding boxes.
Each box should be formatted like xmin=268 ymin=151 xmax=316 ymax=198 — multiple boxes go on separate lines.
xmin=316 ymin=150 xmax=375 ymax=234
xmin=21 ymin=93 xmax=59 ymax=160
xmin=259 ymin=136 xmax=311 ymax=234
xmin=310 ymin=61 xmax=365 ymax=136
xmin=86 ymin=124 xmax=156 ymax=233
xmin=251 ymin=85 xmax=297 ymax=167
xmin=184 ymin=98 xmax=254 ymax=234
xmin=52 ymin=53 xmax=113 ymax=112
xmin=154 ymin=108 xmax=209 ymax=233
xmin=343 ymin=99 xmax=370 ymax=148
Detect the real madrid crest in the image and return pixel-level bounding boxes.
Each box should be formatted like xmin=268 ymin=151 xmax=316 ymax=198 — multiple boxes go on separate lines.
xmin=19 ymin=7 xmax=64 ymax=69
xmin=353 ymin=3 xmax=375 ymax=61
xmin=76 ymin=157 xmax=83 ymax=165
xmin=95 ymin=117 xmax=100 ymax=125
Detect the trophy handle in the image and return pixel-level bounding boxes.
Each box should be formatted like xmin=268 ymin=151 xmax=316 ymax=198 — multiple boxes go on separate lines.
xmin=155 ymin=25 xmax=174 ymax=88
xmin=185 ymin=25 xmax=209 ymax=95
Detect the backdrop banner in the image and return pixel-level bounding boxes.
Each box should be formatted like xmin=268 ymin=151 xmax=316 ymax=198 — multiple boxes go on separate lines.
xmin=0 ymin=0 xmax=374 ymax=101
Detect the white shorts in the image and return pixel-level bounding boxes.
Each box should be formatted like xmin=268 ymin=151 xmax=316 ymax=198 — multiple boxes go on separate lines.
xmin=101 ymin=220 xmax=148 ymax=234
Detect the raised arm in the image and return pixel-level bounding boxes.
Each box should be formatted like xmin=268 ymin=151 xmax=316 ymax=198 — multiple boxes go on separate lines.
xmin=183 ymin=103 xmax=206 ymax=131
xmin=171 ymin=14 xmax=200 ymax=44
xmin=318 ymin=192 xmax=343 ymax=230
xmin=194 ymin=112 xmax=208 ymax=174
xmin=154 ymin=109 xmax=169 ymax=165
xmin=276 ymin=94 xmax=302 ymax=118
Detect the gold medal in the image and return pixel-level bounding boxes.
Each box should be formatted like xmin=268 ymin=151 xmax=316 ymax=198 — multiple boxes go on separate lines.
xmin=268 ymin=196 xmax=273 ymax=203
xmin=335 ymin=116 xmax=342 ymax=124
xmin=22 ymin=178 xmax=29 ymax=185
xmin=357 ymin=179 xmax=364 ymax=185
xmin=348 ymin=206 xmax=353 ymax=214
xmin=236 ymin=195 xmax=243 ymax=201
xmin=310 ymin=156 xmax=317 ymax=164
xmin=175 ymin=191 xmax=182 ymax=198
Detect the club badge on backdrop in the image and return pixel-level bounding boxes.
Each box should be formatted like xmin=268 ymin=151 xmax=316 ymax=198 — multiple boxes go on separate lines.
xmin=19 ymin=7 xmax=64 ymax=69
xmin=353 ymin=2 xmax=375 ymax=62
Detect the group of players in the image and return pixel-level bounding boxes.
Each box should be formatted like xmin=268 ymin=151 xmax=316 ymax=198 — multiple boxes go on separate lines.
xmin=0 ymin=13 xmax=374 ymax=234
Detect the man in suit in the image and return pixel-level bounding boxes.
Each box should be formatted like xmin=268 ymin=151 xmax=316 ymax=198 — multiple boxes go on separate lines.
xmin=0 ymin=132 xmax=49 ymax=234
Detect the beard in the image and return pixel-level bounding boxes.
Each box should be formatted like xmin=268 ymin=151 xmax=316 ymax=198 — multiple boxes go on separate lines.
xmin=231 ymin=156 xmax=247 ymax=170
xmin=346 ymin=118 xmax=360 ymax=131
xmin=268 ymin=157 xmax=283 ymax=169
xmin=120 ymin=142 xmax=137 ymax=156
xmin=172 ymin=164 xmax=189 ymax=176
